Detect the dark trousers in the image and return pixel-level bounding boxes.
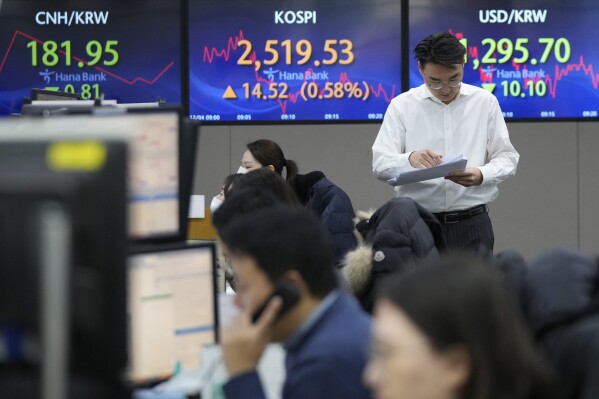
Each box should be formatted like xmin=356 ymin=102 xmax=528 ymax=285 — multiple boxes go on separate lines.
xmin=436 ymin=208 xmax=494 ymax=253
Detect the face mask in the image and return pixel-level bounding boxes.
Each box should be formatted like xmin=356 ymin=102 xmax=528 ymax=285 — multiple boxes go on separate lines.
xmin=210 ymin=197 xmax=223 ymax=213
xmin=237 ymin=166 xmax=249 ymax=174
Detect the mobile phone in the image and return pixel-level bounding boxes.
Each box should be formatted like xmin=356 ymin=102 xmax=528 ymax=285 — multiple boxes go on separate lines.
xmin=251 ymin=280 xmax=300 ymax=324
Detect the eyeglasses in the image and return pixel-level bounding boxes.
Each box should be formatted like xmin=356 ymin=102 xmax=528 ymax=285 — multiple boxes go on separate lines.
xmin=427 ymin=78 xmax=462 ymax=91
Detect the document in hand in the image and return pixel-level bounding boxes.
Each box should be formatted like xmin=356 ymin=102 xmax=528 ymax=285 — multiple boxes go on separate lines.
xmin=387 ymin=154 xmax=468 ymax=186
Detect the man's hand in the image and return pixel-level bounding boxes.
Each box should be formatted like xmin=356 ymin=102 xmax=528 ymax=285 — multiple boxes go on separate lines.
xmin=220 ymin=297 xmax=282 ymax=377
xmin=445 ymin=167 xmax=483 ymax=187
xmin=409 ymin=149 xmax=443 ymax=168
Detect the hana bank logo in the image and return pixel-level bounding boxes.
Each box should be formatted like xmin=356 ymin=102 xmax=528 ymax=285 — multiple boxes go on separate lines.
xmin=39 ymin=69 xmax=56 ymax=84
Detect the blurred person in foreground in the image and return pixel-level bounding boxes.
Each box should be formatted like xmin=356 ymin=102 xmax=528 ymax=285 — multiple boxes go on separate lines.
xmin=364 ymin=254 xmax=556 ymax=399
xmin=217 ymin=207 xmax=371 ymax=399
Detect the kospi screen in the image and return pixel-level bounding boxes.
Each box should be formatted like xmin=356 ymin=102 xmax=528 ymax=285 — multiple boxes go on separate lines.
xmin=0 ymin=0 xmax=181 ymax=116
xmin=409 ymin=0 xmax=599 ymax=120
xmin=188 ymin=0 xmax=402 ymax=123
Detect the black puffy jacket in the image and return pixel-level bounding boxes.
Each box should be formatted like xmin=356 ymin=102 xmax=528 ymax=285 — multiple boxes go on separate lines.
xmin=342 ymin=197 xmax=446 ymax=312
xmin=525 ymin=249 xmax=599 ymax=399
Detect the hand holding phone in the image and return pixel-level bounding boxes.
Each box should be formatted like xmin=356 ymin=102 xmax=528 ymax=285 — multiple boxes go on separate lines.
xmin=251 ymin=280 xmax=300 ymax=324
xmin=220 ymin=291 xmax=284 ymax=377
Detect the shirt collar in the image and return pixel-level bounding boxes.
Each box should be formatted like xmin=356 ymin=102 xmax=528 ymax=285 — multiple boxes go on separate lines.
xmin=283 ymin=290 xmax=340 ymax=351
xmin=418 ymin=82 xmax=474 ymax=103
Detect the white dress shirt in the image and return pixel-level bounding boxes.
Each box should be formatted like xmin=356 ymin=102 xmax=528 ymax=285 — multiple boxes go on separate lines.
xmin=372 ymin=83 xmax=519 ymax=213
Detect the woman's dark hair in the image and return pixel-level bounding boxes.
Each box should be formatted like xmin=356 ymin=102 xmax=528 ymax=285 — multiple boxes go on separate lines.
xmin=414 ymin=32 xmax=466 ymax=69
xmin=222 ymin=173 xmax=244 ymax=199
xmin=379 ymin=254 xmax=556 ymax=399
xmin=227 ymin=168 xmax=301 ymax=208
xmin=246 ymin=139 xmax=299 ymax=187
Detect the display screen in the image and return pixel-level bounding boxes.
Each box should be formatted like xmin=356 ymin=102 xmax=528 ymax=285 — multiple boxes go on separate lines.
xmin=0 ymin=0 xmax=181 ymax=116
xmin=120 ymin=112 xmax=180 ymax=240
xmin=0 ymin=111 xmax=180 ymax=240
xmin=409 ymin=0 xmax=599 ymax=119
xmin=127 ymin=244 xmax=216 ymax=383
xmin=188 ymin=0 xmax=402 ymax=123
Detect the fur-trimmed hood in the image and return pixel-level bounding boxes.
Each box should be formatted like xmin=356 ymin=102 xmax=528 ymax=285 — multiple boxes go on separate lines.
xmin=343 ymin=243 xmax=374 ymax=297
xmin=343 ymin=209 xmax=375 ymax=296
xmin=341 ymin=198 xmax=445 ymax=312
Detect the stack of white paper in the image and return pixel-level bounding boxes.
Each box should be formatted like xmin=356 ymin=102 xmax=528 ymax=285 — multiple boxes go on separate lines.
xmin=387 ymin=153 xmax=468 ymax=186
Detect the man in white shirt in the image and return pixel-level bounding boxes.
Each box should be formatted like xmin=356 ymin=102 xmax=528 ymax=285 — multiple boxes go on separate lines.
xmin=372 ymin=32 xmax=519 ymax=252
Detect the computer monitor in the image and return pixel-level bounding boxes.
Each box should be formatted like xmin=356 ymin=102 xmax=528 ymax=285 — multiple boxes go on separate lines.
xmin=0 ymin=139 xmax=129 ymax=398
xmin=118 ymin=110 xmax=181 ymax=241
xmin=127 ymin=243 xmax=218 ymax=384
xmin=0 ymin=109 xmax=186 ymax=242
xmin=126 ymin=107 xmax=197 ymax=245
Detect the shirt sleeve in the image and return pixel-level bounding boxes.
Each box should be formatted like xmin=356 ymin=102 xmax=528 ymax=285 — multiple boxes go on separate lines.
xmin=478 ymin=96 xmax=520 ymax=186
xmin=372 ymin=102 xmax=413 ymax=182
xmin=222 ymin=370 xmax=266 ymax=399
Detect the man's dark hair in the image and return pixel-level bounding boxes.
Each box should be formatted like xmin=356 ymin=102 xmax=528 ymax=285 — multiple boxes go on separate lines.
xmin=414 ymin=32 xmax=466 ymax=69
xmin=212 ymin=188 xmax=284 ymax=233
xmin=227 ymin=168 xmax=301 ymax=207
xmin=220 ymin=207 xmax=338 ymax=298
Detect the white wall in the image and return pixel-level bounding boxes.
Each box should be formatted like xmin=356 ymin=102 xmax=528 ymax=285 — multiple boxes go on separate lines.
xmin=193 ymin=121 xmax=599 ymax=258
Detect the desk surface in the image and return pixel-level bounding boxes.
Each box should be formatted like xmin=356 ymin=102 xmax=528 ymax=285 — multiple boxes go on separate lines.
xmin=188 ymin=209 xmax=217 ymax=240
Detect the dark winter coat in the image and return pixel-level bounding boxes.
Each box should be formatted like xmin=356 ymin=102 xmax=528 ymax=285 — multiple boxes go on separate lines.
xmin=525 ymin=249 xmax=599 ymax=399
xmin=294 ymin=172 xmax=357 ymax=267
xmin=342 ymin=197 xmax=446 ymax=312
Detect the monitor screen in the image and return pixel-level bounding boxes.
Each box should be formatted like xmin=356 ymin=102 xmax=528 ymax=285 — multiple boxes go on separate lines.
xmin=127 ymin=243 xmax=217 ymax=383
xmin=409 ymin=0 xmax=599 ymax=120
xmin=0 ymin=139 xmax=129 ymax=398
xmin=187 ymin=0 xmax=402 ymax=123
xmin=123 ymin=111 xmax=180 ymax=240
xmin=0 ymin=0 xmax=182 ymax=116
xmin=0 ymin=110 xmax=182 ymax=241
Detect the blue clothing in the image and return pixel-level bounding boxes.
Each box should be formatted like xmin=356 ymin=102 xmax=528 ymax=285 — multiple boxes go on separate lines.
xmin=223 ymin=293 xmax=372 ymax=399
xmin=295 ymin=172 xmax=357 ymax=267
xmin=283 ymin=290 xmax=339 ymax=350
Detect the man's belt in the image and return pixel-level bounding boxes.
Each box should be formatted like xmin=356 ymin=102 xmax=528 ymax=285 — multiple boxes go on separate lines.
xmin=433 ymin=204 xmax=488 ymax=224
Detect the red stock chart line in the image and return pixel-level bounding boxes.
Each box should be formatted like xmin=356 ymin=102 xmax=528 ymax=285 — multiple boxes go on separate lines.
xmin=201 ymin=29 xmax=397 ymax=114
xmin=0 ymin=30 xmax=175 ymax=85
xmin=453 ymin=31 xmax=599 ymax=99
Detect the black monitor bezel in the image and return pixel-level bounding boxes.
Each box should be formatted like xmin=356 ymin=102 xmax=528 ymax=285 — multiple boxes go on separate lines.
xmin=115 ymin=106 xmax=194 ymax=246
xmin=0 ymin=139 xmax=130 ymax=398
